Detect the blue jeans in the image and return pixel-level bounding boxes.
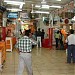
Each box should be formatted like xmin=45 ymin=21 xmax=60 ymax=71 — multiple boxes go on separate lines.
xmin=55 ymin=38 xmax=59 ymax=48
xmin=67 ymin=45 xmax=75 ymax=63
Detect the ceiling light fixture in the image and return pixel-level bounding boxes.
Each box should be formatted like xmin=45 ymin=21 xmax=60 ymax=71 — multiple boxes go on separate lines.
xmin=6 ymin=2 xmax=20 ymax=5
xmin=4 ymin=0 xmax=25 ymax=4
xmin=41 ymin=0 xmax=46 ymax=4
xmin=49 ymin=5 xmax=62 ymax=8
xmin=35 ymin=11 xmax=49 ymax=14
xmin=7 ymin=8 xmax=22 ymax=11
xmin=31 ymin=11 xmax=49 ymax=14
xmin=35 ymin=5 xmax=41 ymax=8
xmin=41 ymin=5 xmax=49 ymax=9
xmin=6 ymin=3 xmax=24 ymax=9
xmin=56 ymin=0 xmax=61 ymax=1
xmin=4 ymin=0 xmax=25 ymax=10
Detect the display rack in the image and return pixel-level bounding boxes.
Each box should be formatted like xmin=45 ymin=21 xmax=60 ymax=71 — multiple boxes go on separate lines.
xmin=0 ymin=41 xmax=6 ymax=71
xmin=6 ymin=37 xmax=16 ymax=52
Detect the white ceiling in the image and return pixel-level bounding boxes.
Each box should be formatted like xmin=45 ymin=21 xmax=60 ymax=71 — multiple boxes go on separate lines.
xmin=2 ymin=0 xmax=73 ymax=11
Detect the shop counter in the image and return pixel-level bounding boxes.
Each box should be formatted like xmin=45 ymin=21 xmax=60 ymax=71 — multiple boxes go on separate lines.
xmin=6 ymin=37 xmax=16 ymax=52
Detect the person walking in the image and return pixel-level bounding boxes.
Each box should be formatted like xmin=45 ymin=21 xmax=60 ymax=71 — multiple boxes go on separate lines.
xmin=15 ymin=30 xmax=37 ymax=75
xmin=65 ymin=29 xmax=75 ymax=63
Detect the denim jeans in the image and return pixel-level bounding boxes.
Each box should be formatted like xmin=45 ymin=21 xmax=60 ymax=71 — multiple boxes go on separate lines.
xmin=55 ymin=38 xmax=59 ymax=48
xmin=67 ymin=45 xmax=75 ymax=63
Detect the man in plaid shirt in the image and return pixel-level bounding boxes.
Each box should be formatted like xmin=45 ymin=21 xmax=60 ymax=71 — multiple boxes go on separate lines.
xmin=16 ymin=30 xmax=37 ymax=75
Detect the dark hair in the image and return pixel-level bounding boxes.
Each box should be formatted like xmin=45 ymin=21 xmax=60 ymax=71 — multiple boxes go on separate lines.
xmin=25 ymin=30 xmax=31 ymax=36
xmin=70 ymin=29 xmax=74 ymax=34
xmin=25 ymin=30 xmax=29 ymax=36
xmin=42 ymin=29 xmax=44 ymax=31
xmin=57 ymin=30 xmax=59 ymax=34
xmin=38 ymin=28 xmax=40 ymax=31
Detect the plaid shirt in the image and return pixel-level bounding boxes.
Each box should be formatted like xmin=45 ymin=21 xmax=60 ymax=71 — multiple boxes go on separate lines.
xmin=16 ymin=36 xmax=37 ymax=52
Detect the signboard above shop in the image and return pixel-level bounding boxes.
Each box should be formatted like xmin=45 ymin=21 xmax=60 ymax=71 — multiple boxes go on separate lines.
xmin=7 ymin=12 xmax=18 ymax=19
xmin=20 ymin=12 xmax=29 ymax=19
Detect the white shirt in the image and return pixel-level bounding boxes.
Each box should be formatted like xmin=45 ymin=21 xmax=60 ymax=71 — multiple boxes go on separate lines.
xmin=66 ymin=34 xmax=75 ymax=45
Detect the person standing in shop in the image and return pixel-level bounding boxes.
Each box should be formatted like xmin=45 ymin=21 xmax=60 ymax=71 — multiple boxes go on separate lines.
xmin=36 ymin=28 xmax=42 ymax=47
xmin=36 ymin=28 xmax=42 ymax=38
xmin=15 ymin=30 xmax=37 ymax=75
xmin=65 ymin=29 xmax=75 ymax=63
xmin=54 ymin=30 xmax=60 ymax=49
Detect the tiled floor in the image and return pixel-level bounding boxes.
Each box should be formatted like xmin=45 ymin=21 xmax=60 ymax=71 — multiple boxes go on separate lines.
xmin=0 ymin=47 xmax=75 ymax=75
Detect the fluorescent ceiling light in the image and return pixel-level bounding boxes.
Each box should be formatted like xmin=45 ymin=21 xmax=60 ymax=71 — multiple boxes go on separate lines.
xmin=49 ymin=5 xmax=62 ymax=8
xmin=6 ymin=2 xmax=20 ymax=5
xmin=31 ymin=11 xmax=49 ymax=14
xmin=56 ymin=0 xmax=61 ymax=1
xmin=41 ymin=1 xmax=46 ymax=4
xmin=6 ymin=3 xmax=23 ymax=9
xmin=41 ymin=0 xmax=46 ymax=4
xmin=7 ymin=8 xmax=22 ymax=11
xmin=6 ymin=2 xmax=24 ymax=8
xmin=6 ymin=2 xmax=24 ymax=9
xmin=41 ymin=5 xmax=49 ymax=9
xmin=35 ymin=11 xmax=49 ymax=14
xmin=4 ymin=0 xmax=25 ymax=9
xmin=4 ymin=0 xmax=25 ymax=4
xmin=35 ymin=5 xmax=41 ymax=8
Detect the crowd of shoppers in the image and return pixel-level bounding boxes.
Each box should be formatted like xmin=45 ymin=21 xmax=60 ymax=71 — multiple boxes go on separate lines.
xmin=54 ymin=29 xmax=75 ymax=63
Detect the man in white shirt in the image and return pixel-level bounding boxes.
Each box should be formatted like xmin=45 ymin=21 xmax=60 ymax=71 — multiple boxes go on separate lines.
xmin=65 ymin=29 xmax=75 ymax=63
